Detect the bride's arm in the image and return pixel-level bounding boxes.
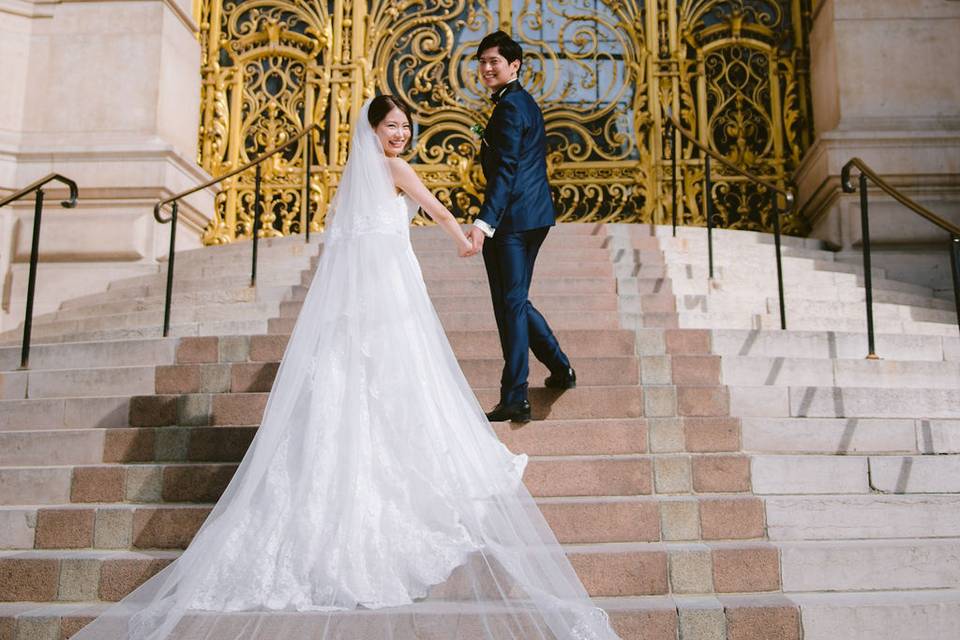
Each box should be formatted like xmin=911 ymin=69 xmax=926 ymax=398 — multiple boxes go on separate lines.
xmin=388 ymin=158 xmax=475 ymax=255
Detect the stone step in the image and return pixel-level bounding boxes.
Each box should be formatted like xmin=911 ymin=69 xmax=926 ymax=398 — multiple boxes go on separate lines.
xmin=156 ymin=355 xmax=639 ymax=395
xmin=0 ymin=497 xmax=668 ymax=550
xmin=419 ymin=276 xmax=618 ymax=296
xmin=653 ymin=282 xmax=952 ymax=310
xmin=413 ymin=246 xmax=614 ymax=265
xmin=764 ymin=494 xmax=960 ymax=541
xmin=0 ymin=418 xmax=651 ymax=468
xmin=412 ymin=233 xmax=610 ymax=252
xmin=795 ymin=589 xmax=960 ymax=640
xmin=751 ymin=454 xmax=960 ymax=495
xmin=108 ymin=257 xmax=313 ymax=291
xmin=779 ymin=538 xmax=960 ymax=593
xmin=242 ymin=328 xmax=638 ymax=361
xmin=2 ymin=310 xmax=277 ymax=345
xmin=0 ymin=547 xmax=646 ymax=602
xmin=278 ymin=293 xmax=621 ymax=318
xmin=0 ymin=430 xmax=107 ymax=466
xmin=0 ymin=454 xmax=659 ymax=506
xmin=0 ymin=593 xmax=811 ymax=640
xmin=665 ymin=294 xmax=958 ymax=324
xmin=0 ymin=396 xmax=129 ymax=432
xmin=0 ymin=337 xmax=177 ymax=372
xmin=740 ymin=417 xmax=939 ymax=455
xmin=729 ymin=385 xmax=960 ymax=419
xmin=0 ymin=539 xmax=785 ymax=603
xmin=615 ymin=223 xmax=822 ymax=247
xmin=657 ymin=244 xmax=826 ymax=264
xmin=0 ymin=320 xmax=272 ymax=348
xmin=0 ymin=366 xmax=156 ymax=400
xmin=26 ymin=301 xmax=283 ymax=332
xmin=167 ymin=243 xmax=320 ymax=269
xmin=720 ymin=357 xmax=960 ymax=389
xmin=103 ymin=271 xmax=304 ymax=298
xmin=666 ymin=253 xmax=889 ymax=280
xmin=126 ymin=386 xmax=643 ymax=427
xmin=707 ymin=274 xmax=938 ymax=300
xmin=269 ymin=309 xmax=623 ymax=334
xmin=706 ymin=329 xmax=959 ymax=362
xmin=52 ymin=285 xmax=296 ymax=320
xmin=668 ymin=292 xmax=955 ymax=318
xmin=419 ymin=261 xmax=618 ymax=280
xmin=671 ymin=312 xmax=959 ymax=336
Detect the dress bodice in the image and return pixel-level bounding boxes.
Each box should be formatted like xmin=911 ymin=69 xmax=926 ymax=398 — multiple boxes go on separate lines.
xmin=325 ymin=192 xmax=418 ymax=243
xmin=398 ymin=192 xmax=419 ymax=222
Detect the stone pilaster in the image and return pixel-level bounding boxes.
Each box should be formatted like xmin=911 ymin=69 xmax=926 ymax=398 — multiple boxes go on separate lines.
xmin=0 ymin=0 xmax=213 ymax=330
xmin=796 ymin=0 xmax=960 ymax=296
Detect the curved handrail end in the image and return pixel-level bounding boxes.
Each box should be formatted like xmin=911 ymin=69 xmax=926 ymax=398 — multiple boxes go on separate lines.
xmin=0 ymin=172 xmax=80 ymax=210
xmin=840 ymin=158 xmax=861 ymax=194
xmin=59 ymin=176 xmax=79 ymax=208
xmin=153 ymin=202 xmax=172 ymax=224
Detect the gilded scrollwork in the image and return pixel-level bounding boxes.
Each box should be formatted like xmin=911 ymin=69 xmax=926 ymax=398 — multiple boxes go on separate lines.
xmin=197 ymin=0 xmax=812 ymax=243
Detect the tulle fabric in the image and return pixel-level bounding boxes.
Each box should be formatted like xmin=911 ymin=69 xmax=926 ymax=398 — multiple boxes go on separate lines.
xmin=68 ymin=100 xmax=620 ymax=640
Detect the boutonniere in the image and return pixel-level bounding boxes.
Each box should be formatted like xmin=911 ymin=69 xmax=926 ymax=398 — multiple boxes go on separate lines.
xmin=470 ymin=123 xmax=485 ymax=140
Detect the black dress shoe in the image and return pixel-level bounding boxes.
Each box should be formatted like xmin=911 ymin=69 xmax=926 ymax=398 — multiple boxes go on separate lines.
xmin=544 ymin=366 xmax=577 ymax=390
xmin=485 ymin=400 xmax=532 ymax=423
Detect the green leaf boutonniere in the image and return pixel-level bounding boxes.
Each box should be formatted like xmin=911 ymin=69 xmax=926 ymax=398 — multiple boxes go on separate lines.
xmin=470 ymin=123 xmax=486 ymax=140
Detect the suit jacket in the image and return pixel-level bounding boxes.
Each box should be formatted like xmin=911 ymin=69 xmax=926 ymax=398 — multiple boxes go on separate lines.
xmin=477 ymin=81 xmax=557 ymax=234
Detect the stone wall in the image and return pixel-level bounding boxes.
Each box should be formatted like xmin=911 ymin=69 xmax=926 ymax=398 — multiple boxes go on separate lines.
xmin=796 ymin=0 xmax=960 ymax=297
xmin=0 ymin=0 xmax=212 ymax=331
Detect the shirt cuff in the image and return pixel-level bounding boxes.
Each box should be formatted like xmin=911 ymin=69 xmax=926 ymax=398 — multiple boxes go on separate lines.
xmin=473 ymin=219 xmax=495 ymax=238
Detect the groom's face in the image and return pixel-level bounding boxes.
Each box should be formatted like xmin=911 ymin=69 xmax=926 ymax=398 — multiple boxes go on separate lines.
xmin=478 ymin=47 xmax=520 ymax=92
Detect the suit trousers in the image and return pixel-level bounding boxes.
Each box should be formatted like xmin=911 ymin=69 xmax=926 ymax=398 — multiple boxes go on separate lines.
xmin=482 ymin=226 xmax=570 ymax=405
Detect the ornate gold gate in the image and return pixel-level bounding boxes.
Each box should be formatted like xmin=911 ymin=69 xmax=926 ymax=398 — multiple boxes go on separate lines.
xmin=196 ymin=0 xmax=812 ymax=244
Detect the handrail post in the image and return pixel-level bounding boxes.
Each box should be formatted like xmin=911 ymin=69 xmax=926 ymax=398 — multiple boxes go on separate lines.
xmin=771 ymin=191 xmax=787 ymax=330
xmin=251 ymin=164 xmax=262 ymax=287
xmin=950 ymin=235 xmax=960 ymax=334
xmin=20 ymin=189 xmax=45 ymax=368
xmin=669 ymin=123 xmax=678 ymax=238
xmin=162 ymin=201 xmax=179 ymax=338
xmin=705 ymin=155 xmax=714 ymax=280
xmin=305 ymin=130 xmax=312 ymax=243
xmin=858 ymin=173 xmax=879 ymax=359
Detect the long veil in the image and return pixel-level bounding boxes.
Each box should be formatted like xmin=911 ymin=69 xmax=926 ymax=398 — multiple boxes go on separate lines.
xmin=67 ymin=99 xmax=621 ymax=639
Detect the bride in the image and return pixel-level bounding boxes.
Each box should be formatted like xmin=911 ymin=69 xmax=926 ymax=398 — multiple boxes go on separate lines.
xmin=69 ymin=96 xmax=620 ymax=639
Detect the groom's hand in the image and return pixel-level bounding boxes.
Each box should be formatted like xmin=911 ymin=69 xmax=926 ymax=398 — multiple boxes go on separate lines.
xmin=468 ymin=227 xmax=486 ymax=253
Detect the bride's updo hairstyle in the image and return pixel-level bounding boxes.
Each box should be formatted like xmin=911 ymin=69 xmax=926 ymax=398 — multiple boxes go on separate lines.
xmin=367 ymin=95 xmax=413 ymax=129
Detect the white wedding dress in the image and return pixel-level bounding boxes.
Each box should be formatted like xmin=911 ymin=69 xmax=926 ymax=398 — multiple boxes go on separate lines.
xmin=69 ymin=100 xmax=620 ymax=640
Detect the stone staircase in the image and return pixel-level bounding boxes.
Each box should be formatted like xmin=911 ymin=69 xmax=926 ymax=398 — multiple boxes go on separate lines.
xmin=0 ymin=224 xmax=957 ymax=639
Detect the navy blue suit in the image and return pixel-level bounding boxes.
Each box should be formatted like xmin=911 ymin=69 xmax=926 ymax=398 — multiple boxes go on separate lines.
xmin=477 ymin=81 xmax=570 ymax=405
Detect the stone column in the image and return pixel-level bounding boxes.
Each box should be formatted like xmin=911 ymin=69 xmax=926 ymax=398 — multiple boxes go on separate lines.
xmin=0 ymin=0 xmax=213 ymax=331
xmin=795 ymin=0 xmax=960 ymax=295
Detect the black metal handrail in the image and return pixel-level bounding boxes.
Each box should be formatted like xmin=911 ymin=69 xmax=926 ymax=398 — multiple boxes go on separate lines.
xmin=841 ymin=158 xmax=960 ymax=359
xmin=153 ymin=124 xmax=320 ymax=336
xmin=663 ymin=111 xmax=797 ymax=330
xmin=0 ymin=174 xmax=79 ymax=368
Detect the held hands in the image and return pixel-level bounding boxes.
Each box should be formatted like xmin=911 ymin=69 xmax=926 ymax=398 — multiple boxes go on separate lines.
xmin=458 ymin=226 xmax=486 ymax=258
xmin=468 ymin=226 xmax=486 ymax=253
xmin=458 ymin=240 xmax=477 ymax=258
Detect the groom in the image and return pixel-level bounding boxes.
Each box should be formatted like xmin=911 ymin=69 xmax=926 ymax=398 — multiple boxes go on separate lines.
xmin=467 ymin=31 xmax=576 ymax=423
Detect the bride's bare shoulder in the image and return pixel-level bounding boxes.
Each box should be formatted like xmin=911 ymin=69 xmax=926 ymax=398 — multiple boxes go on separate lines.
xmin=386 ymin=156 xmax=410 ymax=170
xmin=386 ymin=157 xmax=416 ymax=183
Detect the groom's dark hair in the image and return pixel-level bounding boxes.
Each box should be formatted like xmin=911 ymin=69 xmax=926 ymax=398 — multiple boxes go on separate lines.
xmin=476 ymin=31 xmax=523 ymax=72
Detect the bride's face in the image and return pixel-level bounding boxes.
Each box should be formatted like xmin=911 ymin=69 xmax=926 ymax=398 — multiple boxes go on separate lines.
xmin=375 ymin=108 xmax=411 ymax=157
